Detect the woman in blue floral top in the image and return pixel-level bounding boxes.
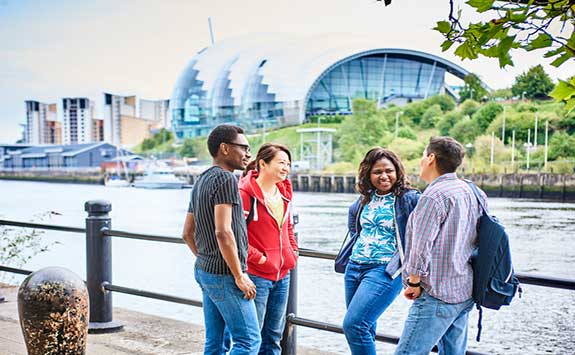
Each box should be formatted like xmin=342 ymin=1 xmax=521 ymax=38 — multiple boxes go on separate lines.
xmin=343 ymin=147 xmax=420 ymax=355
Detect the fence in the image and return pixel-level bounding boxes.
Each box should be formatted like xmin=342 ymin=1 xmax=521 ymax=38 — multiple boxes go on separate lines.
xmin=1 ymin=200 xmax=574 ymax=355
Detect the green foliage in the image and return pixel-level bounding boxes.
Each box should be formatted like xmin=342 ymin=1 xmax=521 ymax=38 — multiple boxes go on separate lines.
xmin=420 ymin=104 xmax=443 ymax=129
xmin=473 ymin=134 xmax=511 ymax=164
xmin=397 ymin=126 xmax=417 ymax=140
xmin=472 ymin=102 xmax=503 ymax=131
xmin=387 ymin=138 xmax=426 ymax=161
xmin=436 ymin=0 xmax=574 ymax=69
xmin=437 ymin=111 xmax=464 ymax=136
xmin=0 ymin=213 xmax=56 ymax=272
xmin=337 ymin=99 xmax=390 ymax=162
xmin=550 ymin=76 xmax=575 ymax=114
xmin=449 ymin=117 xmax=482 ymax=144
xmin=425 ymin=95 xmax=456 ymax=112
xmin=458 ymin=99 xmax=481 ymax=117
xmin=548 ymin=131 xmax=575 ymax=160
xmin=459 ymin=74 xmax=489 ymax=102
xmin=136 ymin=128 xmax=175 ymax=153
xmin=491 ymin=88 xmax=513 ymax=100
xmin=511 ymin=65 xmax=555 ymax=99
xmin=179 ymin=138 xmax=203 ymax=158
xmin=308 ymin=115 xmax=347 ymax=124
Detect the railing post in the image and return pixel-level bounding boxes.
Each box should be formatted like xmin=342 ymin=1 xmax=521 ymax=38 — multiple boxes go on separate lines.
xmin=85 ymin=200 xmax=123 ymax=333
xmin=281 ymin=217 xmax=298 ymax=355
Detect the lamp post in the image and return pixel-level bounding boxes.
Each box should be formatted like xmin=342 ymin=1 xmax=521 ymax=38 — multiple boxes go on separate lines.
xmin=394 ymin=111 xmax=402 ymax=138
xmin=465 ymin=143 xmax=474 ymax=172
xmin=524 ymin=128 xmax=533 ymax=170
xmin=501 ymin=106 xmax=506 ymax=145
xmin=522 ymin=91 xmax=527 ymax=102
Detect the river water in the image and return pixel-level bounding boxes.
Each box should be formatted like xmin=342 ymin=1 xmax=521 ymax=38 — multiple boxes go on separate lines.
xmin=0 ymin=180 xmax=573 ymax=354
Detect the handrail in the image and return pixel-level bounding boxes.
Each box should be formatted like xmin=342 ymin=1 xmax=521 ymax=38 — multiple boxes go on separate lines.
xmin=2 ymin=214 xmax=574 ymax=355
xmin=1 ymin=220 xmax=573 ymax=290
xmin=286 ymin=315 xmax=487 ymax=355
xmin=0 ymin=219 xmax=85 ymax=234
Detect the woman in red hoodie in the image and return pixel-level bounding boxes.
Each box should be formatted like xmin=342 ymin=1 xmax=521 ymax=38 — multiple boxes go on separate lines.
xmin=239 ymin=143 xmax=298 ymax=355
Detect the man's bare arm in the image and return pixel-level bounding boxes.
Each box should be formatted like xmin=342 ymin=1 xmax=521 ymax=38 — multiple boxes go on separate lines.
xmin=182 ymin=212 xmax=198 ymax=256
xmin=214 ymin=204 xmax=256 ymax=300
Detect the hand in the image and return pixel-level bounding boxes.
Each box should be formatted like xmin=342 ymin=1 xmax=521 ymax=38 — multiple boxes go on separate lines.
xmin=258 ymin=254 xmax=267 ymax=265
xmin=235 ymin=273 xmax=256 ymax=300
xmin=404 ymin=286 xmax=422 ymax=300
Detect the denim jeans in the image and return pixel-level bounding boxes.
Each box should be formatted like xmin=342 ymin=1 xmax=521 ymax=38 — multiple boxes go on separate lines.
xmin=195 ymin=268 xmax=261 ymax=355
xmin=343 ymin=261 xmax=403 ymax=355
xmin=250 ymin=274 xmax=290 ymax=355
xmin=394 ymin=291 xmax=474 ymax=355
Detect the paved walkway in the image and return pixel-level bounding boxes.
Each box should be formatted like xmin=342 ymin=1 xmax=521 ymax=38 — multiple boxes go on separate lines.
xmin=0 ymin=285 xmax=336 ymax=355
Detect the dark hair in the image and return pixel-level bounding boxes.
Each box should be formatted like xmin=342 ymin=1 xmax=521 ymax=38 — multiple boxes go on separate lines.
xmin=425 ymin=136 xmax=465 ymax=174
xmin=357 ymin=147 xmax=411 ymax=204
xmin=243 ymin=143 xmax=292 ymax=177
xmin=207 ymin=125 xmax=245 ymax=158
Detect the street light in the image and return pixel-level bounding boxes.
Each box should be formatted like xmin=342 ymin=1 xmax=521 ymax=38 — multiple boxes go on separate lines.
xmin=395 ymin=111 xmax=402 ymax=138
xmin=522 ymin=91 xmax=527 ymax=102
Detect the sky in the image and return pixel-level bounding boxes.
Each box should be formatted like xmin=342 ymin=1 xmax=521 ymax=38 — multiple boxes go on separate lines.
xmin=0 ymin=0 xmax=573 ymax=143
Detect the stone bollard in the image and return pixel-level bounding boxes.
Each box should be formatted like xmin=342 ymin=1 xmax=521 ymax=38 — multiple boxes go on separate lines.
xmin=18 ymin=267 xmax=89 ymax=355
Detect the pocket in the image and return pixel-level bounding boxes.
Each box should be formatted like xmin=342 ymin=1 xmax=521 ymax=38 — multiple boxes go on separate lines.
xmin=282 ymin=247 xmax=297 ymax=271
xmin=198 ymin=272 xmax=225 ymax=302
xmin=256 ymin=248 xmax=281 ymax=275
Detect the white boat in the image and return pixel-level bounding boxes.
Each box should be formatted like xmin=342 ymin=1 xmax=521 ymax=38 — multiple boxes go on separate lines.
xmin=104 ymin=146 xmax=131 ymax=187
xmin=132 ymin=164 xmax=186 ymax=189
xmin=104 ymin=175 xmax=131 ymax=187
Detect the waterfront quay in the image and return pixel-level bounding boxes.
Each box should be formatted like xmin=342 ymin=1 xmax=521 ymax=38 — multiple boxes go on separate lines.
xmin=0 ymin=285 xmax=333 ymax=355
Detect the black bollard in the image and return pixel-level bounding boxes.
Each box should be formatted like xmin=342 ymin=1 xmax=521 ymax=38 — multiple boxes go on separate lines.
xmin=85 ymin=200 xmax=123 ymax=333
xmin=281 ymin=227 xmax=298 ymax=355
xmin=18 ymin=266 xmax=89 ymax=355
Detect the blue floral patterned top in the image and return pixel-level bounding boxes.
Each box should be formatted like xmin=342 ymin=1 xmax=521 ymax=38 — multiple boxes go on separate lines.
xmin=349 ymin=192 xmax=396 ymax=264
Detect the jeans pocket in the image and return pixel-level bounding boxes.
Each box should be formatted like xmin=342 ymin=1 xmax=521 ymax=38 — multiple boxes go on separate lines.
xmin=201 ymin=274 xmax=225 ymax=302
xmin=436 ymin=302 xmax=459 ymax=319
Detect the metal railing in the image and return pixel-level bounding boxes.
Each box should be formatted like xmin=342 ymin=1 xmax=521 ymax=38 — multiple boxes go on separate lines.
xmin=1 ymin=201 xmax=574 ymax=354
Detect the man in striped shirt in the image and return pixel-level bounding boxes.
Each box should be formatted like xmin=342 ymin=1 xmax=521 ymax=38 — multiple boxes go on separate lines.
xmin=182 ymin=125 xmax=261 ymax=354
xmin=395 ymin=136 xmax=485 ymax=355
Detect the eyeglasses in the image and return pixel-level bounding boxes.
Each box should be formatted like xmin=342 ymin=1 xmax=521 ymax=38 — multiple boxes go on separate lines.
xmin=225 ymin=142 xmax=251 ymax=153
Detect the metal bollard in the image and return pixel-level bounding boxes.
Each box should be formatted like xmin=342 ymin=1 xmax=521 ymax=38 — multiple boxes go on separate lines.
xmin=281 ymin=222 xmax=299 ymax=355
xmin=85 ymin=200 xmax=123 ymax=333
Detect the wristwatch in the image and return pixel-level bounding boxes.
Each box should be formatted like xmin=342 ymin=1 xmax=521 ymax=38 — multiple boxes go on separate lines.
xmin=407 ymin=279 xmax=421 ymax=288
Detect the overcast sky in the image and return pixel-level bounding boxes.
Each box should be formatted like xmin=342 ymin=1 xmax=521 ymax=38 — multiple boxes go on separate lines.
xmin=1 ymin=0 xmax=573 ymax=143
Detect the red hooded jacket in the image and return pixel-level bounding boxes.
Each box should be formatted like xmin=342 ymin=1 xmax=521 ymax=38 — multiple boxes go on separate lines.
xmin=238 ymin=170 xmax=298 ymax=281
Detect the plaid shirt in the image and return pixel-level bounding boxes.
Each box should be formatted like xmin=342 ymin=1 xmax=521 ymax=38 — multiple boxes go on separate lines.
xmin=403 ymin=173 xmax=486 ymax=304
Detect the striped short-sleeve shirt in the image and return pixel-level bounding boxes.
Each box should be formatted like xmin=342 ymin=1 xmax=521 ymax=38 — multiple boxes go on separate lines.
xmin=188 ymin=166 xmax=248 ymax=274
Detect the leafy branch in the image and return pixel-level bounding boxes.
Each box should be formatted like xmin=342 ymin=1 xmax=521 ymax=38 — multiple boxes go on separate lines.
xmin=435 ymin=0 xmax=575 ymax=67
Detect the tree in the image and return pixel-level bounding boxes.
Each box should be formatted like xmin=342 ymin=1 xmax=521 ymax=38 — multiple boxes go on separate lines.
xmin=438 ymin=111 xmax=464 ymax=135
xmin=459 ymin=74 xmax=489 ymax=102
xmin=548 ymin=130 xmax=575 ymax=160
xmin=421 ymin=104 xmax=444 ymax=128
xmin=435 ymin=0 xmax=574 ymax=68
xmin=179 ymin=138 xmax=200 ymax=157
xmin=337 ymin=99 xmax=390 ymax=162
xmin=511 ymin=65 xmax=555 ymax=99
xmin=458 ymin=99 xmax=481 ymax=117
xmin=449 ymin=117 xmax=482 ymax=144
xmin=472 ymin=101 xmax=504 ymax=130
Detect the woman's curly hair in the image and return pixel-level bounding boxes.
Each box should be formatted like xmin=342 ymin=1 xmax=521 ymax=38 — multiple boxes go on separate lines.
xmin=357 ymin=147 xmax=412 ymax=204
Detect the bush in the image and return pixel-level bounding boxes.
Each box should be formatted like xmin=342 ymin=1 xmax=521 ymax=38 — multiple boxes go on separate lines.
xmin=437 ymin=111 xmax=464 ymax=136
xmin=449 ymin=118 xmax=482 ymax=144
xmin=548 ymin=131 xmax=575 ymax=160
xmin=425 ymin=95 xmax=456 ymax=112
xmin=472 ymin=102 xmax=504 ymax=131
xmin=420 ymin=104 xmax=443 ymax=129
xmin=387 ymin=138 xmax=426 ymax=161
xmin=397 ymin=127 xmax=417 ymax=140
xmin=458 ymin=99 xmax=480 ymax=117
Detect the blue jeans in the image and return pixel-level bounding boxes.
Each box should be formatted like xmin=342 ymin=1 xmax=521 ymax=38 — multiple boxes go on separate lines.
xmin=195 ymin=268 xmax=261 ymax=355
xmin=250 ymin=274 xmax=291 ymax=355
xmin=343 ymin=261 xmax=403 ymax=355
xmin=394 ymin=291 xmax=474 ymax=355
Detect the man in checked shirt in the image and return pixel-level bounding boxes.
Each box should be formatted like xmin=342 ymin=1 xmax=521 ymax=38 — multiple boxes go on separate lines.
xmin=395 ymin=136 xmax=486 ymax=355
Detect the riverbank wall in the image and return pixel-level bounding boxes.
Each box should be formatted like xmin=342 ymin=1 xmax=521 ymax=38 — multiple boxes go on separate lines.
xmin=286 ymin=173 xmax=575 ymax=202
xmin=2 ymin=169 xmax=574 ymax=202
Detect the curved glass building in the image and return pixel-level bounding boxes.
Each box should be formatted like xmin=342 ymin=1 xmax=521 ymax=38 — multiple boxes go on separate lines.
xmin=170 ymin=34 xmax=473 ymax=138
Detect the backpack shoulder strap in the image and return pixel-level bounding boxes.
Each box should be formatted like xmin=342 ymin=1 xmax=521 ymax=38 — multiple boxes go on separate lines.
xmin=463 ymin=179 xmax=488 ymax=214
xmin=245 ymin=195 xmax=256 ymax=225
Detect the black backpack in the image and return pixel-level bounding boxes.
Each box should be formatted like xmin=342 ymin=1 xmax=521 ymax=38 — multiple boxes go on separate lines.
xmin=466 ymin=181 xmax=521 ymax=341
xmin=245 ymin=196 xmax=256 ymax=225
